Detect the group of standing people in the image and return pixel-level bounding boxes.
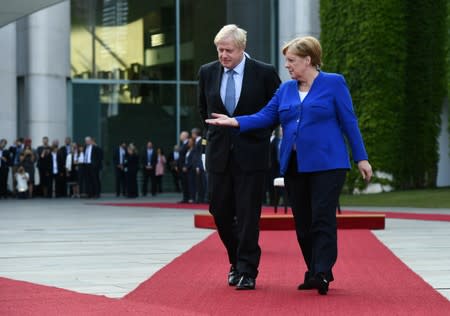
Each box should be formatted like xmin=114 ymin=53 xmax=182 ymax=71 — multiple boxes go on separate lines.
xmin=0 ymin=136 xmax=103 ymax=199
xmin=175 ymin=128 xmax=208 ymax=204
xmin=113 ymin=141 xmax=167 ymax=198
xmin=201 ymin=24 xmax=372 ymax=295
xmin=111 ymin=127 xmax=211 ymax=203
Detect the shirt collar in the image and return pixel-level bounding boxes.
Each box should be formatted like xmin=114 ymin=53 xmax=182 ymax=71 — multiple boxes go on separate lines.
xmin=224 ymin=54 xmax=246 ymax=76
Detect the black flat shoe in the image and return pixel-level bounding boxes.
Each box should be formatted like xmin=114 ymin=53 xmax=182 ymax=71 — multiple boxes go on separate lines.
xmin=228 ymin=266 xmax=240 ymax=286
xmin=297 ymin=271 xmax=314 ymax=290
xmin=236 ymin=275 xmax=256 ymax=290
xmin=309 ymin=273 xmax=329 ymax=295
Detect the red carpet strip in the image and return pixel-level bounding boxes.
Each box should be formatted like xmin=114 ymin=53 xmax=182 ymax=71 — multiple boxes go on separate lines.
xmin=0 ymin=278 xmax=204 ymax=316
xmin=95 ymin=202 xmax=450 ymax=222
xmin=125 ymin=230 xmax=449 ymax=315
xmin=1 ymin=230 xmax=448 ymax=315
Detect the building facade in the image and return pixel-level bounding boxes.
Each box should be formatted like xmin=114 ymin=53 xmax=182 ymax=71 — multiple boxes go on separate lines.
xmin=0 ymin=0 xmax=448 ymax=190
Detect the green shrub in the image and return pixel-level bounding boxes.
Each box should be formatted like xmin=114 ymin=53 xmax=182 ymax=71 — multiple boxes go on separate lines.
xmin=320 ymin=0 xmax=448 ymax=190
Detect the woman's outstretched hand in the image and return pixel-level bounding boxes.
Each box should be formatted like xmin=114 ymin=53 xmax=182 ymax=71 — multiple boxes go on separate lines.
xmin=205 ymin=113 xmax=239 ymax=127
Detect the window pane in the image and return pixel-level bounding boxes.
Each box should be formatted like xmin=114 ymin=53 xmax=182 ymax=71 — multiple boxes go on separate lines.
xmin=72 ymin=82 xmax=178 ymax=192
xmin=180 ymin=0 xmax=226 ymax=80
xmin=71 ymin=0 xmax=176 ymax=80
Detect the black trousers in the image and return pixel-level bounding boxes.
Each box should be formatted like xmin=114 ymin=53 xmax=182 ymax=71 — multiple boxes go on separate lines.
xmin=142 ymin=169 xmax=156 ymax=196
xmin=0 ymin=167 xmax=8 ymax=197
xmin=209 ymin=156 xmax=265 ymax=279
xmin=115 ymin=167 xmax=126 ymax=196
xmin=284 ymin=152 xmax=346 ymax=281
xmin=85 ymin=164 xmax=100 ymax=197
xmin=195 ymin=169 xmax=207 ymax=203
xmin=50 ymin=173 xmax=66 ymax=198
xmin=180 ymin=170 xmax=189 ymax=202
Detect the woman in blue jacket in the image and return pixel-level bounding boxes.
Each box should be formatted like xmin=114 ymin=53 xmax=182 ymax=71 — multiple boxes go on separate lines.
xmin=206 ymin=36 xmax=372 ymax=295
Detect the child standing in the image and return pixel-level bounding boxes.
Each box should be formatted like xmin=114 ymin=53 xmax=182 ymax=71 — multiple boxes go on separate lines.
xmin=15 ymin=166 xmax=29 ymax=199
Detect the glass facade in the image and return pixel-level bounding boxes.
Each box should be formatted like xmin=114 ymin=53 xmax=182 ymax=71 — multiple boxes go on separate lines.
xmin=70 ymin=0 xmax=277 ymax=191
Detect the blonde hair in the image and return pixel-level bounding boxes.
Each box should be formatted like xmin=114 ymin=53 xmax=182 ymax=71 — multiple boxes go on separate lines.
xmin=214 ymin=24 xmax=247 ymax=50
xmin=282 ymin=36 xmax=322 ymax=69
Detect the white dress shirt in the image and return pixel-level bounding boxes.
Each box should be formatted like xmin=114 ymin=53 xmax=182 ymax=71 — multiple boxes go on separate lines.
xmin=220 ymin=55 xmax=246 ymax=108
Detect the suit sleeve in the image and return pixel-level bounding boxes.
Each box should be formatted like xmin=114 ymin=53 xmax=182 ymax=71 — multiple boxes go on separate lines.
xmin=236 ymin=89 xmax=281 ymax=132
xmin=334 ymin=75 xmax=368 ymax=162
xmin=198 ymin=67 xmax=208 ymax=131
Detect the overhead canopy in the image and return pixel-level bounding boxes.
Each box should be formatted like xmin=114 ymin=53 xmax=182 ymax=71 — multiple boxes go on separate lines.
xmin=0 ymin=0 xmax=66 ymax=28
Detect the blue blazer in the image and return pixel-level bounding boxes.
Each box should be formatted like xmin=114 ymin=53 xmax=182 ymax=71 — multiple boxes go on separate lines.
xmin=236 ymin=71 xmax=368 ymax=175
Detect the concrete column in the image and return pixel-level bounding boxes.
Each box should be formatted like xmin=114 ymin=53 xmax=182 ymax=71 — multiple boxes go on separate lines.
xmin=16 ymin=0 xmax=70 ymax=146
xmin=278 ymin=0 xmax=320 ymax=81
xmin=437 ymin=98 xmax=450 ymax=187
xmin=0 ymin=23 xmax=17 ymax=145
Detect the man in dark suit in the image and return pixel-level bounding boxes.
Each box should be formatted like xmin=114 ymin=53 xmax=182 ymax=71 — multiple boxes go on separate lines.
xmin=141 ymin=141 xmax=157 ymax=196
xmin=47 ymin=145 xmax=66 ymax=198
xmin=167 ymin=144 xmax=181 ymax=193
xmin=191 ymin=127 xmax=207 ymax=203
xmin=84 ymin=136 xmax=102 ymax=198
xmin=198 ymin=24 xmax=281 ymax=290
xmin=58 ymin=137 xmax=72 ymax=197
xmin=113 ymin=141 xmax=127 ymax=196
xmin=177 ymin=131 xmax=190 ymax=203
xmin=36 ymin=136 xmax=51 ymax=197
xmin=0 ymin=139 xmax=10 ymax=198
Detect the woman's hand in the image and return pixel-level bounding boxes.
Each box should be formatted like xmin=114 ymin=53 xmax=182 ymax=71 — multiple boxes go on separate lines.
xmin=205 ymin=113 xmax=239 ymax=127
xmin=357 ymin=160 xmax=373 ymax=182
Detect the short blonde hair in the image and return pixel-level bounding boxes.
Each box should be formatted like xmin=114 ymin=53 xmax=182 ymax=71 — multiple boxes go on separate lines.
xmin=214 ymin=24 xmax=247 ymax=50
xmin=282 ymin=36 xmax=322 ymax=69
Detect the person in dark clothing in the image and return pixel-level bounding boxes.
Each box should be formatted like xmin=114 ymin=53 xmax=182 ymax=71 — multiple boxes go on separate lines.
xmin=113 ymin=142 xmax=127 ymax=197
xmin=182 ymin=137 xmax=198 ymax=203
xmin=0 ymin=139 xmax=10 ymax=198
xmin=141 ymin=141 xmax=157 ymax=196
xmin=124 ymin=144 xmax=139 ymax=198
xmin=177 ymin=131 xmax=190 ymax=203
xmin=167 ymin=145 xmax=181 ymax=193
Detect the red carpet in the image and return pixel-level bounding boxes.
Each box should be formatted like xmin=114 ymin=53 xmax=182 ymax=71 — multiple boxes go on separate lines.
xmin=0 ymin=278 xmax=203 ymax=316
xmin=125 ymin=230 xmax=449 ymax=315
xmin=1 ymin=230 xmax=448 ymax=315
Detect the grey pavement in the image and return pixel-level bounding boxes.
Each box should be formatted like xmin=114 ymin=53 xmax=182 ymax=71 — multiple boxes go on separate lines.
xmin=0 ymin=194 xmax=449 ymax=301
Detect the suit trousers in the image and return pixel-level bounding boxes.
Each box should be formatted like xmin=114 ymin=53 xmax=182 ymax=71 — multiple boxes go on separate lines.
xmin=209 ymin=155 xmax=265 ymax=279
xmin=115 ymin=167 xmax=126 ymax=196
xmin=0 ymin=167 xmax=9 ymax=197
xmin=85 ymin=164 xmax=100 ymax=198
xmin=142 ymin=168 xmax=156 ymax=196
xmin=284 ymin=152 xmax=346 ymax=281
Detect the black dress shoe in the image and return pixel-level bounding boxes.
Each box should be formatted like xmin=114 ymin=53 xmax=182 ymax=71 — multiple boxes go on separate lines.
xmin=236 ymin=275 xmax=256 ymax=290
xmin=228 ymin=266 xmax=240 ymax=286
xmin=309 ymin=273 xmax=329 ymax=295
xmin=297 ymin=271 xmax=314 ymax=290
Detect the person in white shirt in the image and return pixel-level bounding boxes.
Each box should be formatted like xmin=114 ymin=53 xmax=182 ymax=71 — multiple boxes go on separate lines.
xmin=15 ymin=166 xmax=29 ymax=199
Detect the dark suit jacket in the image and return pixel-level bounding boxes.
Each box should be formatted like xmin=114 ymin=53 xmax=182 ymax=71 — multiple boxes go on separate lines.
xmin=43 ymin=152 xmax=65 ymax=175
xmin=182 ymin=148 xmax=199 ymax=171
xmin=177 ymin=140 xmax=189 ymax=170
xmin=0 ymin=149 xmax=10 ymax=170
xmin=113 ymin=147 xmax=126 ymax=167
xmin=198 ymin=57 xmax=281 ymax=172
xmin=141 ymin=148 xmax=157 ymax=170
xmin=89 ymin=145 xmax=103 ymax=171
